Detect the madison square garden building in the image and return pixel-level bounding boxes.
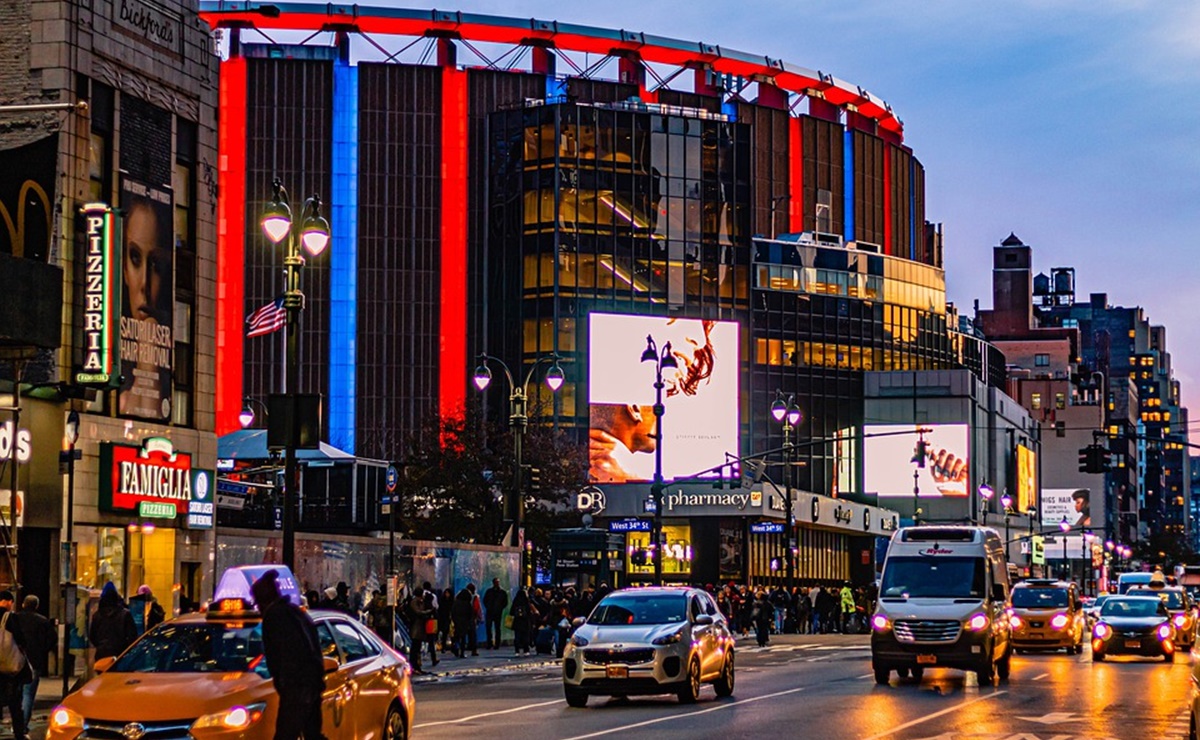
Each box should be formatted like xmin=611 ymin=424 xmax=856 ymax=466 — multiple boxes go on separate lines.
xmin=204 ymin=5 xmax=1005 ymax=586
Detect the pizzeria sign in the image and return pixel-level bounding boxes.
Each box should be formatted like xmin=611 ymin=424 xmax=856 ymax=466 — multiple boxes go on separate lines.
xmin=100 ymin=437 xmax=202 ymax=517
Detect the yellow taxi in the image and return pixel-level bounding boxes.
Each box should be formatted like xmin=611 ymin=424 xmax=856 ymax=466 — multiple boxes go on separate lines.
xmin=47 ymin=566 xmax=415 ymax=739
xmin=1008 ymin=578 xmax=1087 ymax=653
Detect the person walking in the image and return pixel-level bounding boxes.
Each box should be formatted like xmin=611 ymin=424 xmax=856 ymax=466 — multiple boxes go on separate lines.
xmin=0 ymin=591 xmax=30 ymax=740
xmin=90 ymin=582 xmax=136 ymax=661
xmin=752 ymin=591 xmax=774 ymax=647
xmin=769 ymin=586 xmax=791 ymax=635
xmin=15 ymin=594 xmax=54 ymax=731
xmin=450 ymin=586 xmax=475 ymax=658
xmin=406 ymin=588 xmax=438 ymax=673
xmin=437 ymin=587 xmax=453 ymax=654
xmin=251 ymin=570 xmax=327 ymax=740
xmin=795 ymin=588 xmax=812 ymax=635
xmin=468 ymin=584 xmax=483 ymax=656
xmin=509 ymin=587 xmax=532 ymax=656
xmin=839 ymin=582 xmax=857 ymax=634
xmin=548 ymin=590 xmax=571 ymax=659
xmin=483 ymin=578 xmax=508 ymax=650
xmin=128 ymin=585 xmax=166 ymax=635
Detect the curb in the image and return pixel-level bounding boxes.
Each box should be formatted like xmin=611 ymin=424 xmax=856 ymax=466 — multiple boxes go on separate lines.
xmin=412 ymin=657 xmax=560 ymax=683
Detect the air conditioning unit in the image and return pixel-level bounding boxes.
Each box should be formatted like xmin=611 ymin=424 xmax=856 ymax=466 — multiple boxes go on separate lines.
xmin=813 ymin=232 xmax=843 ymax=247
xmin=850 ymin=241 xmax=880 ymax=253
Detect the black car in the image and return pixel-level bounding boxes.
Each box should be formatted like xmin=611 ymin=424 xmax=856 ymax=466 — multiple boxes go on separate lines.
xmin=1091 ymin=595 xmax=1178 ymax=662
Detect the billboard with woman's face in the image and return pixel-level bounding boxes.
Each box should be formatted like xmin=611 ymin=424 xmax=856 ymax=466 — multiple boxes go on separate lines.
xmin=588 ymin=313 xmax=739 ymax=483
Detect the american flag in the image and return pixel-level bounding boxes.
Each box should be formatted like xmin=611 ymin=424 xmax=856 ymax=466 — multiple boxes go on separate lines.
xmin=246 ymin=297 xmax=286 ymax=338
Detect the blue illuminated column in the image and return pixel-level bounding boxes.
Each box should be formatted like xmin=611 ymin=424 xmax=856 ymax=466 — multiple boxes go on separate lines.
xmin=843 ymin=128 xmax=855 ymax=243
xmin=329 ymin=46 xmax=359 ymax=453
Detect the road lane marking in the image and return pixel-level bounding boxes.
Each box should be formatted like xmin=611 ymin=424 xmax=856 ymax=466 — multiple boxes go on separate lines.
xmin=558 ymin=686 xmax=808 ymax=740
xmin=411 ymin=699 xmax=563 ymax=728
xmin=1032 ymin=672 xmax=1049 ymax=681
xmin=859 ymin=690 xmax=1007 ymax=740
xmin=858 ymin=673 xmax=875 ymax=679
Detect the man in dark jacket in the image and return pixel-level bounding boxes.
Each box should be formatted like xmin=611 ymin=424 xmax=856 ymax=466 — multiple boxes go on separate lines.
xmin=482 ymin=578 xmax=508 ymax=650
xmin=90 ymin=582 xmax=136 ymax=660
xmin=449 ymin=587 xmax=477 ymax=657
xmin=251 ymin=570 xmax=327 ymax=740
xmin=15 ymin=594 xmax=54 ymax=730
xmin=0 ymin=591 xmax=30 ymax=740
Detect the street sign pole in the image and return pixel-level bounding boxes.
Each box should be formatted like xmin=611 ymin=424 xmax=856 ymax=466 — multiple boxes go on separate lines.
xmin=386 ymin=464 xmax=398 ymax=576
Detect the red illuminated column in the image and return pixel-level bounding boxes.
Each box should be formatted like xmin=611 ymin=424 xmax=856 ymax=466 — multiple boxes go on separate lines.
xmin=788 ymin=116 xmax=803 ymax=233
xmin=216 ymin=53 xmax=247 ymax=436
xmin=440 ymin=54 xmax=468 ymax=420
xmin=618 ymin=54 xmax=655 ymax=103
xmin=883 ymin=146 xmax=893 ymax=256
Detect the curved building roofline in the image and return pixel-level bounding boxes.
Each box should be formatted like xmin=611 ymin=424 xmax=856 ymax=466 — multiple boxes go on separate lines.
xmin=198 ymin=2 xmax=903 ymax=136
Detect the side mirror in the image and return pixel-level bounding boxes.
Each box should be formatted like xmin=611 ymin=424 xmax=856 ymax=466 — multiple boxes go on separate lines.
xmin=991 ymin=584 xmax=1006 ymax=603
xmin=694 ymin=614 xmax=714 ymax=626
xmin=571 ymin=617 xmax=586 ymax=629
xmin=94 ymin=656 xmax=116 ymax=674
xmin=323 ymin=656 xmax=339 ymax=673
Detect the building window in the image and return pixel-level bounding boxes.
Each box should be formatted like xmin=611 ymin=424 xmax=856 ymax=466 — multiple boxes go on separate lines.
xmin=1031 ymin=393 xmax=1042 ymax=410
xmin=1055 ymin=392 xmax=1066 ymax=410
xmin=1034 ymin=353 xmax=1049 ymax=367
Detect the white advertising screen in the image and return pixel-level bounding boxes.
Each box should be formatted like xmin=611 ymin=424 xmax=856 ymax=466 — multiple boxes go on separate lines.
xmin=588 ymin=313 xmax=739 ymax=483
xmin=1041 ymin=488 xmax=1092 ymax=529
xmin=864 ymin=424 xmax=969 ymax=497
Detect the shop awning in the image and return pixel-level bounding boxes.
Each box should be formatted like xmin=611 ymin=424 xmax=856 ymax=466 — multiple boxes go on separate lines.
xmin=217 ymin=429 xmax=356 ymax=462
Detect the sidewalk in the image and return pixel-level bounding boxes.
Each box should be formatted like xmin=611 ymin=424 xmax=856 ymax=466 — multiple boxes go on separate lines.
xmin=408 ymin=645 xmax=560 ymax=683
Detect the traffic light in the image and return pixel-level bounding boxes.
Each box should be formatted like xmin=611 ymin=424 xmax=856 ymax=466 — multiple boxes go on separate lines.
xmin=527 ymin=466 xmax=542 ymax=493
xmin=1078 ymin=447 xmax=1090 ymax=473
xmin=912 ymin=440 xmax=927 ymax=468
xmin=1078 ymin=445 xmax=1108 ymax=474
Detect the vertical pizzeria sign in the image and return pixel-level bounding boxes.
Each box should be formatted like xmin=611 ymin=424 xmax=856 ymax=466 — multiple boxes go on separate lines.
xmin=77 ymin=203 xmax=122 ymax=387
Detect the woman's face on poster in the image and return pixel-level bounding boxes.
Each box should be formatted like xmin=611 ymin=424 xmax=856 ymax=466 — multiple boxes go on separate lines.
xmin=124 ymin=203 xmax=169 ymax=323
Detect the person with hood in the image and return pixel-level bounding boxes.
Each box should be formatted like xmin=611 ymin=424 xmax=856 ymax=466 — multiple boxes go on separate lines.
xmin=839 ymin=582 xmax=857 ymax=633
xmin=90 ymin=582 xmax=136 ymax=661
xmin=482 ymin=578 xmax=508 ymax=650
xmin=128 ymin=584 xmax=166 ymax=635
xmin=450 ymin=586 xmax=477 ymax=657
xmin=509 ymin=587 xmax=533 ymax=656
xmin=251 ymin=570 xmax=327 ymax=740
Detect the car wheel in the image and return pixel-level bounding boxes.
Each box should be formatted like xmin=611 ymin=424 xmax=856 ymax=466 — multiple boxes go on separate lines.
xmin=997 ymin=650 xmax=1011 ymax=681
xmin=678 ymin=658 xmax=702 ymax=704
xmin=975 ymin=659 xmax=994 ymax=685
xmin=384 ymin=703 xmax=407 ymax=740
xmin=1093 ymin=651 xmax=1105 ymax=662
xmin=1189 ymin=707 xmax=1196 ymax=740
xmin=564 ymin=686 xmax=589 ymax=708
xmin=713 ymin=653 xmax=735 ymax=698
xmin=1166 ymin=650 xmax=1177 ymax=663
xmin=895 ymin=667 xmax=910 ymax=678
xmin=873 ymin=666 xmax=890 ymax=685
xmin=910 ymin=667 xmax=925 ymax=682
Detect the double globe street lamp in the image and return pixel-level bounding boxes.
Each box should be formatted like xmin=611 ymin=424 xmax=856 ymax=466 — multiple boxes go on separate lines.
xmin=260 ymin=178 xmax=330 ymax=570
xmin=474 ymin=353 xmax=565 ymax=585
xmin=770 ymin=392 xmax=802 ymax=594
xmin=641 ymin=335 xmax=676 ymax=587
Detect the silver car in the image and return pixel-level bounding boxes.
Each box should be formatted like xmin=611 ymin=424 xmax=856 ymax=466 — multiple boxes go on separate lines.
xmin=562 ymin=587 xmax=735 ymax=707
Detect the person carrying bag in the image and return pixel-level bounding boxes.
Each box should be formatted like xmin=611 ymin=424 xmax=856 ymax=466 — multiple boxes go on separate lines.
xmin=0 ymin=591 xmax=31 ymax=740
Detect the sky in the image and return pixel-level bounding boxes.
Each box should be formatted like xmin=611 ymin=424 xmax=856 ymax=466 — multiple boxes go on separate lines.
xmin=399 ymin=0 xmax=1200 ymax=414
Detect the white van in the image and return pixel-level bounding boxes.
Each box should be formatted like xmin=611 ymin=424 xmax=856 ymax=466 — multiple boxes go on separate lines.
xmin=870 ymin=526 xmax=1013 ymax=685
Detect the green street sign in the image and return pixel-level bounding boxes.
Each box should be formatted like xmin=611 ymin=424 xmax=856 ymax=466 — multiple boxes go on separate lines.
xmin=139 ymin=501 xmax=177 ymax=519
xmin=1032 ymin=535 xmax=1046 ymax=565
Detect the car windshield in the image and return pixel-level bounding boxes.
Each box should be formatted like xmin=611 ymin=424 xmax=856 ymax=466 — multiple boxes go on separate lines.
xmin=1130 ymin=590 xmax=1186 ymax=609
xmin=589 ymin=594 xmax=688 ymax=625
xmin=880 ymin=557 xmax=986 ymax=599
xmin=110 ymin=622 xmax=269 ymax=676
xmin=1011 ymin=588 xmax=1069 ymax=608
xmin=1091 ymin=596 xmax=1109 ymax=610
xmin=1100 ymin=598 xmax=1163 ymax=618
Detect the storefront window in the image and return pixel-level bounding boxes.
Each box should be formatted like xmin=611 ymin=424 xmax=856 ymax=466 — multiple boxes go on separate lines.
xmin=77 ymin=526 xmax=127 ymax=594
xmin=627 ymin=524 xmax=692 ymax=577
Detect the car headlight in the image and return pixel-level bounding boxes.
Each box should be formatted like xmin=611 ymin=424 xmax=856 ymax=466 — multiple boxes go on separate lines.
xmin=966 ymin=613 xmax=989 ymax=632
xmin=651 ymin=629 xmax=684 ymax=645
xmin=49 ymin=706 xmax=85 ymax=732
xmin=1009 ymin=614 xmax=1023 ymax=629
xmin=1174 ymin=614 xmax=1190 ymax=629
xmin=1050 ymin=613 xmax=1069 ymax=630
xmin=871 ymin=614 xmax=890 ymax=632
xmin=1094 ymin=623 xmax=1112 ymax=640
xmin=570 ymin=634 xmax=590 ymax=647
xmin=191 ymin=703 xmax=267 ymax=731
xmin=1157 ymin=624 xmax=1173 ymax=641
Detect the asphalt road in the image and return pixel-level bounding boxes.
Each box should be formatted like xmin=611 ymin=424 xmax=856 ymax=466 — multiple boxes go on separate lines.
xmin=409 ymin=634 xmax=1193 ymax=740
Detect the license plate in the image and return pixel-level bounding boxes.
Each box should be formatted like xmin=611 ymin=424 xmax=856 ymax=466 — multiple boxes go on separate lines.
xmin=916 ymin=654 xmax=937 ymax=665
xmin=606 ymin=665 xmax=629 ymax=678
xmin=1126 ymin=640 xmax=1141 ymax=649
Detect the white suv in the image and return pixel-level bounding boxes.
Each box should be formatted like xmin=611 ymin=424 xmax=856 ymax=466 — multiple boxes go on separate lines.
xmin=563 ymin=587 xmax=735 ymax=707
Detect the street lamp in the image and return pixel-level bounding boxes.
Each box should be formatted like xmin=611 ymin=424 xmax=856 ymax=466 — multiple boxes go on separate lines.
xmin=1059 ymin=516 xmax=1071 ymax=581
xmin=977 ymin=482 xmax=994 ymax=525
xmin=473 ymin=352 xmax=565 ymax=585
xmin=1025 ymin=506 xmax=1037 ymax=575
xmin=770 ymin=391 xmax=803 ymax=594
xmin=641 ymin=335 xmax=677 ymax=586
xmin=238 ymin=397 xmax=269 ymax=429
xmin=260 ymin=178 xmax=330 ymax=570
xmin=999 ymin=491 xmax=1012 ymax=561
xmin=61 ymin=409 xmax=79 ymax=698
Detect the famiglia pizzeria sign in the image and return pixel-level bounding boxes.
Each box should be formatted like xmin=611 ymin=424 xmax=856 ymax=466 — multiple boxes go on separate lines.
xmin=100 ymin=437 xmax=199 ymax=518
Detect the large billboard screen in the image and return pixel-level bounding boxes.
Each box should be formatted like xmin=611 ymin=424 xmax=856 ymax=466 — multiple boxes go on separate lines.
xmin=1041 ymin=488 xmax=1092 ymax=529
xmin=1016 ymin=444 xmax=1037 ymax=513
xmin=588 ymin=313 xmax=739 ymax=482
xmin=864 ymin=424 xmax=969 ymax=497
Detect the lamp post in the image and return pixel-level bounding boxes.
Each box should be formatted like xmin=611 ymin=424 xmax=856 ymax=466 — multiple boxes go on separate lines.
xmin=641 ymin=335 xmax=677 ymax=586
xmin=260 ymin=178 xmax=330 ymax=570
xmin=1026 ymin=506 xmax=1037 ymax=575
xmin=473 ymin=353 xmax=565 ymax=585
xmin=61 ymin=409 xmax=79 ymax=698
xmin=977 ymin=482 xmax=994 ymax=525
xmin=237 ymin=397 xmax=269 ymax=429
xmin=1059 ymin=516 xmax=1071 ymax=581
xmin=1000 ymin=491 xmax=1012 ymax=562
xmin=771 ymin=391 xmax=802 ymax=594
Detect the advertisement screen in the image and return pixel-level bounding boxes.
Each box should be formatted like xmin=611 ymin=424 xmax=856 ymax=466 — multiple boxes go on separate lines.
xmin=588 ymin=313 xmax=739 ymax=482
xmin=1041 ymin=488 xmax=1092 ymax=529
xmin=1016 ymin=444 xmax=1037 ymax=513
xmin=864 ymin=424 xmax=969 ymax=497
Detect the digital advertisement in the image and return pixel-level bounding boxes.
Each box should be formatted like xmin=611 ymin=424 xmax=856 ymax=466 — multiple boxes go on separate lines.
xmin=1041 ymin=488 xmax=1092 ymax=529
xmin=588 ymin=313 xmax=739 ymax=483
xmin=1016 ymin=444 xmax=1037 ymax=513
xmin=863 ymin=423 xmax=970 ymax=497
